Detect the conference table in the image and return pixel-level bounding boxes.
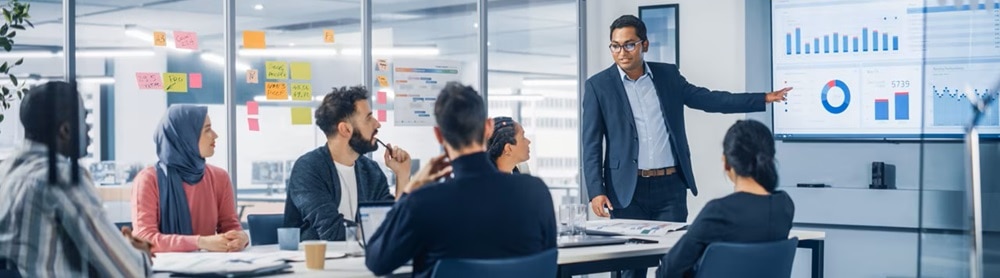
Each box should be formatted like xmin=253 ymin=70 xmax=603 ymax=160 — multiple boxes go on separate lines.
xmin=159 ymin=229 xmax=825 ymax=278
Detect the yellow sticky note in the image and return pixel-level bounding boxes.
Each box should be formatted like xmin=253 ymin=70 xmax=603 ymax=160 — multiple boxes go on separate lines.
xmin=291 ymin=83 xmax=312 ymax=101
xmin=323 ymin=29 xmax=335 ymax=43
xmin=265 ymin=61 xmax=288 ymax=80
xmin=376 ymin=75 xmax=389 ymax=87
xmin=265 ymin=82 xmax=288 ymax=100
xmin=290 ymin=62 xmax=311 ymax=80
xmin=153 ymin=31 xmax=167 ymax=46
xmin=243 ymin=30 xmax=266 ymax=49
xmin=291 ymin=107 xmax=312 ymax=125
xmin=163 ymin=73 xmax=188 ymax=93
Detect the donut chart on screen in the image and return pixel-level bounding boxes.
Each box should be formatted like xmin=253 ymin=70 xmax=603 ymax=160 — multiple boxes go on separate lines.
xmin=821 ymin=79 xmax=850 ymax=114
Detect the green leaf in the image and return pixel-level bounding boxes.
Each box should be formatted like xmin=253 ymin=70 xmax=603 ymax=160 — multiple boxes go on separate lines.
xmin=7 ymin=31 xmax=14 ymax=38
xmin=16 ymin=88 xmax=22 ymax=99
xmin=14 ymin=58 xmax=21 ymax=66
xmin=1 ymin=86 xmax=8 ymax=97
xmin=0 ymin=114 xmax=5 ymax=123
xmin=24 ymin=20 xmax=31 ymax=28
xmin=2 ymin=42 xmax=10 ymax=52
xmin=1 ymin=62 xmax=8 ymax=73
xmin=0 ymin=25 xmax=7 ymax=36
xmin=3 ymin=9 xmax=10 ymax=23
xmin=9 ymin=74 xmax=16 ymax=86
xmin=10 ymin=24 xmax=23 ymax=30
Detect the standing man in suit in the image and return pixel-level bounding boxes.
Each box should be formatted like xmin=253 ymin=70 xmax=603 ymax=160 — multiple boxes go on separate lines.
xmin=582 ymin=16 xmax=790 ymax=276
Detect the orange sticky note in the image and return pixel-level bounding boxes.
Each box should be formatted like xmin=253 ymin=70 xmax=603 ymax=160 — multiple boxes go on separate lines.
xmin=265 ymin=82 xmax=288 ymax=100
xmin=189 ymin=73 xmax=202 ymax=88
xmin=323 ymin=29 xmax=335 ymax=43
xmin=246 ymin=69 xmax=259 ymax=84
xmin=376 ymin=75 xmax=389 ymax=87
xmin=173 ymin=31 xmax=198 ymax=50
xmin=243 ymin=30 xmax=266 ymax=49
xmin=153 ymin=31 xmax=167 ymax=46
xmin=248 ymin=118 xmax=260 ymax=131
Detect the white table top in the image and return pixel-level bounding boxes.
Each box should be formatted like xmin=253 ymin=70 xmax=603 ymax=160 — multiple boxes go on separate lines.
xmin=153 ymin=229 xmax=825 ymax=277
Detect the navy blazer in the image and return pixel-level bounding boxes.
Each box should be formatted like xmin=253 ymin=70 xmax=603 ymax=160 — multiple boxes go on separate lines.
xmin=582 ymin=62 xmax=766 ymax=209
xmin=365 ymin=152 xmax=557 ymax=278
xmin=283 ymin=146 xmax=394 ymax=241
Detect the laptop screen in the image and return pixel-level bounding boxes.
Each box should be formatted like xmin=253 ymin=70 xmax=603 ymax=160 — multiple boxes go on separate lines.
xmin=357 ymin=201 xmax=394 ymax=246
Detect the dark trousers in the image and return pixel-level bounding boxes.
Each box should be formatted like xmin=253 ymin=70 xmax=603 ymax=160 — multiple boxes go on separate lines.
xmin=611 ymin=173 xmax=689 ymax=278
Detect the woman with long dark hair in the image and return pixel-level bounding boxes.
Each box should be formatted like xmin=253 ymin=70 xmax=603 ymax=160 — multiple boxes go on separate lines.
xmin=486 ymin=116 xmax=531 ymax=174
xmin=658 ymin=119 xmax=794 ymax=278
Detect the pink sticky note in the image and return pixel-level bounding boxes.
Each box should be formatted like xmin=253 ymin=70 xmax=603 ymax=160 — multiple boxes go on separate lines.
xmin=248 ymin=118 xmax=260 ymax=131
xmin=173 ymin=31 xmax=199 ymax=50
xmin=377 ymin=110 xmax=387 ymax=122
xmin=376 ymin=91 xmax=387 ymax=104
xmin=136 ymin=72 xmax=163 ymax=89
xmin=247 ymin=101 xmax=259 ymax=115
xmin=189 ymin=73 xmax=202 ymax=88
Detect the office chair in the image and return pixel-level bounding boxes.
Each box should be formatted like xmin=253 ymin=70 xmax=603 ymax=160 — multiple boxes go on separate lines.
xmin=0 ymin=258 xmax=20 ymax=278
xmin=694 ymin=237 xmax=798 ymax=278
xmin=247 ymin=214 xmax=284 ymax=246
xmin=431 ymin=249 xmax=557 ymax=278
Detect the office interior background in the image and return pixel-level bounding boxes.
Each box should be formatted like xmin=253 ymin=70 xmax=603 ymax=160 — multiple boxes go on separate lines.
xmin=0 ymin=0 xmax=996 ymax=277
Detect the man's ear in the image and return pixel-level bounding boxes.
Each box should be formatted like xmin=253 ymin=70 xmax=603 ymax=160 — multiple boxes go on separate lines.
xmin=721 ymin=155 xmax=731 ymax=171
xmin=642 ymin=40 xmax=650 ymax=53
xmin=483 ymin=118 xmax=494 ymax=144
xmin=336 ymin=121 xmax=351 ymax=137
xmin=433 ymin=126 xmax=445 ymax=145
xmin=58 ymin=122 xmax=71 ymax=142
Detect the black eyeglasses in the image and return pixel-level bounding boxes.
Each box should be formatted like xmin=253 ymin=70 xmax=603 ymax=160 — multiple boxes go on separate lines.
xmin=609 ymin=40 xmax=643 ymax=53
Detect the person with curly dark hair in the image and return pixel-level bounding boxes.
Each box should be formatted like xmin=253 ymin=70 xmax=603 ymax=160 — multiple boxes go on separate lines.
xmin=284 ymin=85 xmax=413 ymax=241
xmin=486 ymin=116 xmax=531 ymax=174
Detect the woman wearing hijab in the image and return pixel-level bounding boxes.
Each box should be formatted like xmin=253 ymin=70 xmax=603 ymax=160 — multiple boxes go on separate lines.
xmin=131 ymin=105 xmax=248 ymax=252
xmin=486 ymin=116 xmax=531 ymax=174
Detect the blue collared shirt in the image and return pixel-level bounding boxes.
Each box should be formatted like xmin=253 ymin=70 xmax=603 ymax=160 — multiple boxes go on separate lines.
xmin=617 ymin=62 xmax=675 ymax=169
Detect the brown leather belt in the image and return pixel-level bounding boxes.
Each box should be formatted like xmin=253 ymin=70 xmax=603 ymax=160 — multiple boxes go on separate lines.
xmin=639 ymin=167 xmax=676 ymax=177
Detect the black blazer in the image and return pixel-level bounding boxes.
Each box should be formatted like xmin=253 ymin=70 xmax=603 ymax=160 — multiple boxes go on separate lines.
xmin=582 ymin=62 xmax=767 ymax=208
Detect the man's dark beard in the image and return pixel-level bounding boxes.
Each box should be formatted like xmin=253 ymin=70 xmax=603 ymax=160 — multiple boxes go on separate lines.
xmin=348 ymin=129 xmax=379 ymax=154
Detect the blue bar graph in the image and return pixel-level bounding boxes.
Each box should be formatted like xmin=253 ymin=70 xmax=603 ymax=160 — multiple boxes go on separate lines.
xmin=895 ymin=92 xmax=909 ymax=120
xmin=883 ymin=33 xmax=889 ymax=51
xmin=863 ymin=28 xmax=868 ymax=51
xmin=873 ymin=30 xmax=879 ymax=51
xmin=824 ymin=36 xmax=830 ymax=53
xmin=875 ymin=99 xmax=889 ymax=120
xmin=786 ymin=33 xmax=792 ymax=55
xmin=795 ymin=28 xmax=801 ymax=54
xmin=833 ymin=33 xmax=839 ymax=53
xmin=784 ymin=27 xmax=900 ymax=56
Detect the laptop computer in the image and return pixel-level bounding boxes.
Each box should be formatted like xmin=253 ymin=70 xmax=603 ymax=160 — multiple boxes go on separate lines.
xmin=357 ymin=201 xmax=395 ymax=247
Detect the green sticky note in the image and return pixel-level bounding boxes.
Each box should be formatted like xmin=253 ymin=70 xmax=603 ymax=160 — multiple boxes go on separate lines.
xmin=163 ymin=72 xmax=188 ymax=93
xmin=265 ymin=61 xmax=288 ymax=79
xmin=291 ymin=83 xmax=312 ymax=101
xmin=291 ymin=107 xmax=312 ymax=125
xmin=290 ymin=62 xmax=311 ymax=80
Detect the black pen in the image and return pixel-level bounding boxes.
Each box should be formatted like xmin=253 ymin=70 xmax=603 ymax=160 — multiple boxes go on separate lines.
xmin=376 ymin=138 xmax=392 ymax=156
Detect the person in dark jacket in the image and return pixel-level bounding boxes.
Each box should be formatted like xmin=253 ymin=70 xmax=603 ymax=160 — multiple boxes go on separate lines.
xmin=658 ymin=119 xmax=795 ymax=278
xmin=365 ymin=82 xmax=557 ymax=278
xmin=284 ymin=85 xmax=412 ymax=241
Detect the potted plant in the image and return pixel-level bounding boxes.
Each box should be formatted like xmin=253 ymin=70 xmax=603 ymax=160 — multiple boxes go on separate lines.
xmin=0 ymin=0 xmax=32 ymax=128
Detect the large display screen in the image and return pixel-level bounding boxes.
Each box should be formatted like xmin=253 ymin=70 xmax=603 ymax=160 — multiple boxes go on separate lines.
xmin=772 ymin=0 xmax=1000 ymax=139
